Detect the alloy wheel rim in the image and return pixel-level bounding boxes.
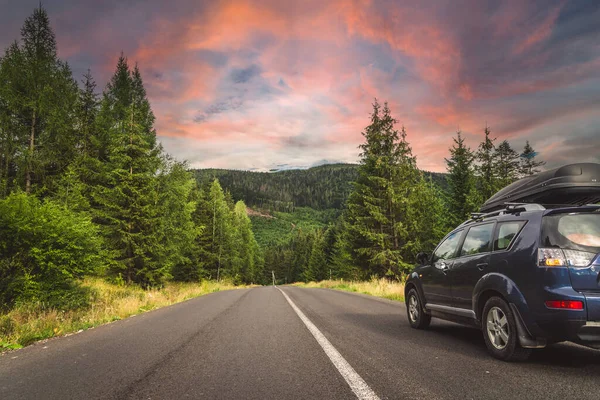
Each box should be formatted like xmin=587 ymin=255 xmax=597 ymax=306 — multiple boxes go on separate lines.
xmin=408 ymin=294 xmax=419 ymax=322
xmin=486 ymin=306 xmax=509 ymax=350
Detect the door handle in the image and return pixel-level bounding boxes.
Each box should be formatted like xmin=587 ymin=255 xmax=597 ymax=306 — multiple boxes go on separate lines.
xmin=477 ymin=263 xmax=489 ymax=271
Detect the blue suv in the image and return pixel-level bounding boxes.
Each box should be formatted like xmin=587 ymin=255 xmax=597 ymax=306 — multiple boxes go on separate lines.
xmin=405 ymin=203 xmax=600 ymax=361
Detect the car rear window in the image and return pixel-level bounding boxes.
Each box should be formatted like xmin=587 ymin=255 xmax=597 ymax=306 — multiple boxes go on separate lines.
xmin=541 ymin=213 xmax=600 ymax=253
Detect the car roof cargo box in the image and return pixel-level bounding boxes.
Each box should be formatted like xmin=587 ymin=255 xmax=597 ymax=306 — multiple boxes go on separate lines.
xmin=480 ymin=163 xmax=600 ymax=212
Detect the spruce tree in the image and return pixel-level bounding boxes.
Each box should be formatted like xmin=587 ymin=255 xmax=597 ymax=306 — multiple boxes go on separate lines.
xmin=404 ymin=177 xmax=448 ymax=259
xmin=77 ymin=69 xmax=100 ymax=157
xmin=231 ymin=201 xmax=249 ymax=283
xmin=495 ymin=140 xmax=520 ymax=188
xmin=202 ymin=179 xmax=233 ymax=281
xmin=344 ymin=100 xmax=441 ymax=277
xmin=321 ymin=225 xmax=338 ymax=278
xmin=92 ymin=56 xmax=164 ymax=287
xmin=54 ymin=70 xmax=102 ymax=212
xmin=0 ymin=42 xmax=25 ymax=197
xmin=230 ymin=200 xmax=262 ymax=284
xmin=475 ymin=126 xmax=498 ymax=201
xmin=329 ymin=217 xmax=362 ymax=280
xmin=445 ymin=131 xmax=478 ymax=225
xmin=158 ymin=159 xmax=200 ymax=282
xmin=0 ymin=6 xmax=79 ymax=195
xmin=345 ymin=101 xmax=401 ymax=276
xmin=20 ymin=5 xmax=58 ymax=193
xmin=187 ymin=181 xmax=212 ymax=279
xmin=519 ymin=141 xmax=546 ymax=177
xmin=305 ymin=230 xmax=327 ymax=282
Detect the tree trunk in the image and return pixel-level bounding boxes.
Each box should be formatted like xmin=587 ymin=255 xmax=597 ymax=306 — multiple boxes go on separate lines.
xmin=217 ymin=221 xmax=223 ymax=282
xmin=3 ymin=135 xmax=10 ymax=196
xmin=389 ymin=195 xmax=398 ymax=250
xmin=212 ymin=200 xmax=216 ymax=252
xmin=130 ymin=107 xmax=133 ymax=175
xmin=25 ymin=109 xmax=36 ymax=193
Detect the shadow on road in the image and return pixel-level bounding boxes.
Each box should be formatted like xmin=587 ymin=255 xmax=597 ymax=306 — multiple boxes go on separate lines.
xmin=340 ymin=311 xmax=600 ymax=368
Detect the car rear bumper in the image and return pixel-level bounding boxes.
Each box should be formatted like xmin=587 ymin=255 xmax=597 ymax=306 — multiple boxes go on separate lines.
xmin=518 ymin=288 xmax=600 ymax=347
xmin=575 ymin=321 xmax=600 ymax=349
xmin=582 ymin=291 xmax=600 ymax=321
xmin=535 ymin=319 xmax=600 ymax=349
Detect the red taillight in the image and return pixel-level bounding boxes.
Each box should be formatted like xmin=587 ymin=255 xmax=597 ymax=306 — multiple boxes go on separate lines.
xmin=545 ymin=300 xmax=584 ymax=310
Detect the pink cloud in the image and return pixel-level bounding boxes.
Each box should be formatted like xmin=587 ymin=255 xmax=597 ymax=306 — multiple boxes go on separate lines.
xmin=71 ymin=0 xmax=599 ymax=172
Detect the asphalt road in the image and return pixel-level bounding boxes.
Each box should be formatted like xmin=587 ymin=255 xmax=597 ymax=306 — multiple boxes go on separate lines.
xmin=2 ymin=286 xmax=600 ymax=399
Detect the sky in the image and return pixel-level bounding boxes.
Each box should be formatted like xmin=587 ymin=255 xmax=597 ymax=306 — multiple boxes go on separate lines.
xmin=1 ymin=0 xmax=599 ymax=172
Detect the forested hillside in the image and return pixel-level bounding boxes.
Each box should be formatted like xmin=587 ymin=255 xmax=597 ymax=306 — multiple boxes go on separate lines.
xmin=240 ymin=103 xmax=546 ymax=284
xmin=194 ymin=164 xmax=448 ymax=211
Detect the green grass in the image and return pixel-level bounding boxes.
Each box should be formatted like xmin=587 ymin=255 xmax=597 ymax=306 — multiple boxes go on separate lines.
xmin=0 ymin=278 xmax=251 ymax=351
xmin=293 ymin=278 xmax=406 ymax=302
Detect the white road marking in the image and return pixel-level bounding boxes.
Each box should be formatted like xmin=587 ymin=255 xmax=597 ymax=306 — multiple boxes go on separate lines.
xmin=276 ymin=287 xmax=380 ymax=400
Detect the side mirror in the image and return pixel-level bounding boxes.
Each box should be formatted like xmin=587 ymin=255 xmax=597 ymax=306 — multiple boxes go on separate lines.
xmin=416 ymin=252 xmax=429 ymax=266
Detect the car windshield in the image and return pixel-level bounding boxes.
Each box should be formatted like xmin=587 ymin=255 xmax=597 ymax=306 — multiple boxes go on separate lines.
xmin=541 ymin=213 xmax=600 ymax=253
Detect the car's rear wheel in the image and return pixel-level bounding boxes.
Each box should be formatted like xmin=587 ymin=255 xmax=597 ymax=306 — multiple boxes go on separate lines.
xmin=407 ymin=288 xmax=431 ymax=329
xmin=482 ymin=297 xmax=531 ymax=361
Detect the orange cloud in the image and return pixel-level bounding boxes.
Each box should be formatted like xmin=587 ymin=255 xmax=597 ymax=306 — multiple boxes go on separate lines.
xmin=342 ymin=1 xmax=461 ymax=93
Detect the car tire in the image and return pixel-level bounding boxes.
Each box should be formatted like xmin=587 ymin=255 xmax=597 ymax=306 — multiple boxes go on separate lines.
xmin=482 ymin=297 xmax=531 ymax=361
xmin=406 ymin=288 xmax=431 ymax=329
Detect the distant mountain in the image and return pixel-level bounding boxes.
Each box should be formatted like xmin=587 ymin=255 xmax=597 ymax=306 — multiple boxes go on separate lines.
xmin=193 ymin=163 xmax=447 ymax=211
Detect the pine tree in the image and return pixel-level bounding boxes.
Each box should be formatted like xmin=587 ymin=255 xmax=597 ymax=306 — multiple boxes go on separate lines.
xmin=204 ymin=179 xmax=233 ymax=281
xmin=345 ymin=100 xmax=439 ymax=277
xmin=77 ymin=69 xmax=100 ymax=157
xmin=0 ymin=6 xmax=79 ymax=195
xmin=305 ymin=230 xmax=327 ymax=282
xmin=495 ymin=140 xmax=520 ymax=188
xmin=230 ymin=200 xmax=263 ymax=284
xmin=231 ymin=201 xmax=248 ymax=283
xmin=475 ymin=126 xmax=498 ymax=201
xmin=519 ymin=141 xmax=546 ymax=177
xmin=158 ymin=159 xmax=201 ymax=282
xmin=345 ymin=101 xmax=400 ymax=276
xmin=92 ymin=56 xmax=164 ymax=287
xmin=329 ymin=217 xmax=362 ymax=280
xmin=321 ymin=225 xmax=338 ymax=278
xmin=187 ymin=181 xmax=213 ymax=279
xmin=20 ymin=5 xmax=58 ymax=193
xmin=53 ymin=70 xmax=102 ymax=213
xmin=445 ymin=131 xmax=478 ymax=225
xmin=0 ymin=42 xmax=25 ymax=197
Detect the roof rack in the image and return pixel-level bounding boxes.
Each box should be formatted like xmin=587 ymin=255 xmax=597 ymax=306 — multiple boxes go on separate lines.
xmin=458 ymin=203 xmax=546 ymax=227
xmin=503 ymin=202 xmax=546 ymax=210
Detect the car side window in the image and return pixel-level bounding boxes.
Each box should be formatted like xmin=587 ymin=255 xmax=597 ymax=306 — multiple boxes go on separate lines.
xmin=460 ymin=223 xmax=494 ymax=256
xmin=432 ymin=230 xmax=463 ymax=263
xmin=495 ymin=221 xmax=525 ymax=251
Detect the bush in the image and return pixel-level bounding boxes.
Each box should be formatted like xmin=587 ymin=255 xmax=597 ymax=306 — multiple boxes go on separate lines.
xmin=0 ymin=314 xmax=15 ymax=337
xmin=0 ymin=193 xmax=104 ymax=311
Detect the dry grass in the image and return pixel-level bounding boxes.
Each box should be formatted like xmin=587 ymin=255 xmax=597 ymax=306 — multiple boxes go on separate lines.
xmin=293 ymin=278 xmax=405 ymax=302
xmin=0 ymin=278 xmax=248 ymax=351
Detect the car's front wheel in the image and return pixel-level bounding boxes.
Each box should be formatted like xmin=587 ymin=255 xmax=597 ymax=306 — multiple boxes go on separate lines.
xmin=406 ymin=288 xmax=431 ymax=329
xmin=482 ymin=297 xmax=531 ymax=361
